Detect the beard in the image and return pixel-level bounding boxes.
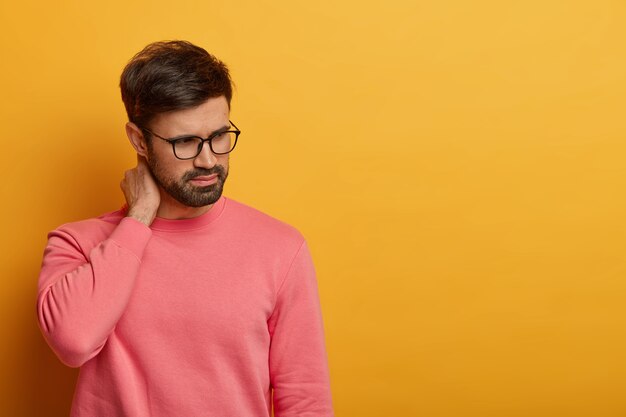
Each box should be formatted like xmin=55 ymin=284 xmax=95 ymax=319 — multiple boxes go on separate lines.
xmin=145 ymin=149 xmax=228 ymax=208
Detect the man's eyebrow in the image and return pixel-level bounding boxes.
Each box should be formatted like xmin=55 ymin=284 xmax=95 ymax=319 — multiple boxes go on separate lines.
xmin=170 ymin=124 xmax=231 ymax=140
xmin=209 ymin=125 xmax=232 ymax=136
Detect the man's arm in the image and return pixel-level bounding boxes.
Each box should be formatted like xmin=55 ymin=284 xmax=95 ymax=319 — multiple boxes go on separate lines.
xmin=37 ymin=155 xmax=160 ymax=368
xmin=37 ymin=218 xmax=151 ymax=367
xmin=268 ymin=239 xmax=334 ymax=416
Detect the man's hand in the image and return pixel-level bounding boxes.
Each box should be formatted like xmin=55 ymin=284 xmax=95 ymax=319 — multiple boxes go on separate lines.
xmin=120 ymin=154 xmax=160 ymax=226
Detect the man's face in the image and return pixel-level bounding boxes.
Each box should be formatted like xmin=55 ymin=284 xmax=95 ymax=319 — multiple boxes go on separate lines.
xmin=144 ymin=96 xmax=231 ymax=208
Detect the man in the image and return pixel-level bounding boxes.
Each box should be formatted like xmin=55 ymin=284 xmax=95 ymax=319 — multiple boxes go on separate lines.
xmin=36 ymin=40 xmax=334 ymax=416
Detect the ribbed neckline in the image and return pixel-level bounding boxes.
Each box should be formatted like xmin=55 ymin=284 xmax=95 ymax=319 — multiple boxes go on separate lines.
xmin=146 ymin=195 xmax=227 ymax=232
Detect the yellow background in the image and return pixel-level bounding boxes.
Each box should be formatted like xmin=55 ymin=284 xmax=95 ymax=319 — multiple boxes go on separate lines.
xmin=1 ymin=0 xmax=626 ymax=415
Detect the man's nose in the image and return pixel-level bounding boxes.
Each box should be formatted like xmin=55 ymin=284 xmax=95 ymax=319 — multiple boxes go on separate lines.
xmin=193 ymin=141 xmax=218 ymax=169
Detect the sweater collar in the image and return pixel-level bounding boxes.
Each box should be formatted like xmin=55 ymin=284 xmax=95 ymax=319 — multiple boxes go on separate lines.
xmin=147 ymin=195 xmax=227 ymax=232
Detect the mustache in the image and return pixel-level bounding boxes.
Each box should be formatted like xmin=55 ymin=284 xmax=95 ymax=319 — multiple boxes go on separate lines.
xmin=183 ymin=165 xmax=225 ymax=181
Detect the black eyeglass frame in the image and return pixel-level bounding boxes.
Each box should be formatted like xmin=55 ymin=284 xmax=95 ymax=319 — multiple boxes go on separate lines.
xmin=140 ymin=120 xmax=241 ymax=160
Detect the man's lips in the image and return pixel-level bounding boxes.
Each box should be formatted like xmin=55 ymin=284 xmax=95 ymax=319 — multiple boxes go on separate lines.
xmin=189 ymin=174 xmax=218 ymax=185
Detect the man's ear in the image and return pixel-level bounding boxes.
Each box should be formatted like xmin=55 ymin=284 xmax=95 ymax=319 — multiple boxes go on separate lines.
xmin=125 ymin=122 xmax=149 ymax=158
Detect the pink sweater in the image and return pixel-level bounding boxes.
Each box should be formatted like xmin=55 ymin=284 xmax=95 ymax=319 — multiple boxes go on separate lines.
xmin=37 ymin=195 xmax=334 ymax=416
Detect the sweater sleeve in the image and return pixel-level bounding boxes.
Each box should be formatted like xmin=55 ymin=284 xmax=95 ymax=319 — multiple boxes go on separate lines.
xmin=36 ymin=216 xmax=152 ymax=368
xmin=268 ymin=239 xmax=334 ymax=417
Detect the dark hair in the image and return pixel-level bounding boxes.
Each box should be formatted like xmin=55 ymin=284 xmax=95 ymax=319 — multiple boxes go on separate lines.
xmin=120 ymin=40 xmax=233 ymax=129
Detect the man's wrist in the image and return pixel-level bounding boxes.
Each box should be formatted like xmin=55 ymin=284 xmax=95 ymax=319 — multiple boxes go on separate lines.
xmin=126 ymin=208 xmax=155 ymax=227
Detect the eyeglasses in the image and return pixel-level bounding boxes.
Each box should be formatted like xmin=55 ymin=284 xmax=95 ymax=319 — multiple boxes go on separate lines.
xmin=141 ymin=120 xmax=241 ymax=160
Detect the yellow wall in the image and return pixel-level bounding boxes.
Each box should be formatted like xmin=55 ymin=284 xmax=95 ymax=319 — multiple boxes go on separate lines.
xmin=1 ymin=1 xmax=625 ymax=415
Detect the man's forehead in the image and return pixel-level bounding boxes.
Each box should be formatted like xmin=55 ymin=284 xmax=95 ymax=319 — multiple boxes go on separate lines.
xmin=150 ymin=96 xmax=230 ymax=136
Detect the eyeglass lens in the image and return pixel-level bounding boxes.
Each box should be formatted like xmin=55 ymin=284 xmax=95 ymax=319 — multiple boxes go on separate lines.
xmin=174 ymin=132 xmax=237 ymax=158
